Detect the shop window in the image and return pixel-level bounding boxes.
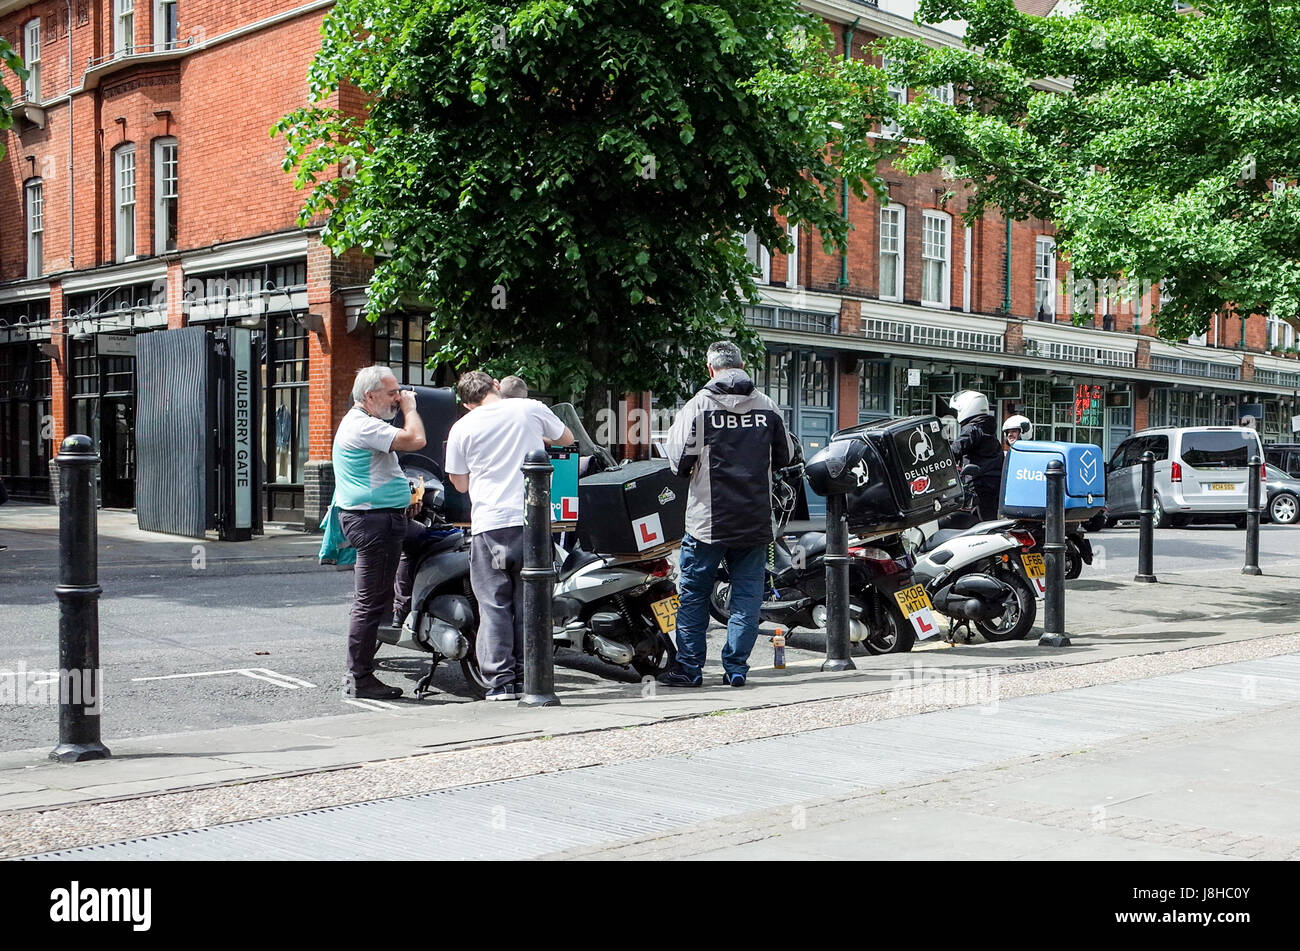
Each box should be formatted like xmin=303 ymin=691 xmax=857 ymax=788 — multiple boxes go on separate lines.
xmin=269 ymin=314 xmax=309 ymax=485
xmin=858 ymin=360 xmax=891 ymax=415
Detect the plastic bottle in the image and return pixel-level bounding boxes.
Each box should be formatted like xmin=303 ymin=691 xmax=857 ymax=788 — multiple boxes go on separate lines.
xmin=772 ymin=628 xmax=786 ymax=669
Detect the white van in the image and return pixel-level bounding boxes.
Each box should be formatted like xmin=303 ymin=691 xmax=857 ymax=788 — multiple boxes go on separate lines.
xmin=1104 ymin=426 xmax=1266 ymax=527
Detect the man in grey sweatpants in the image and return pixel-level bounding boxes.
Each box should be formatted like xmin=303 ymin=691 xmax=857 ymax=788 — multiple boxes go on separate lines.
xmin=445 ymin=372 xmax=573 ymax=701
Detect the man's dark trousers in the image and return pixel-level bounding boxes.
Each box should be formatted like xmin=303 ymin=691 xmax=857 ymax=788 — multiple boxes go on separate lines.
xmin=340 ymin=509 xmax=408 ymax=678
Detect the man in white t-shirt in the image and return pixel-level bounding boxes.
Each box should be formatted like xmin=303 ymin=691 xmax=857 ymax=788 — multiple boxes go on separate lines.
xmin=332 ymin=366 xmax=426 ymax=699
xmin=445 ymin=371 xmax=573 ymax=701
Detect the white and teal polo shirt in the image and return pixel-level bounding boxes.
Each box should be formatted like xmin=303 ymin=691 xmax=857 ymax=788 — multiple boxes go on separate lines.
xmin=332 ymin=406 xmax=410 ymax=511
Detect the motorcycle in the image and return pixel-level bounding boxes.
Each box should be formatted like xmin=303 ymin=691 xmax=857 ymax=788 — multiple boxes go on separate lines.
xmin=901 ymin=467 xmax=1039 ymax=642
xmin=707 ymin=466 xmax=919 ymax=655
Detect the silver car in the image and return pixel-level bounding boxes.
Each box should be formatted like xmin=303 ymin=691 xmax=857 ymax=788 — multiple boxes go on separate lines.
xmin=1103 ymin=426 xmax=1266 ymax=528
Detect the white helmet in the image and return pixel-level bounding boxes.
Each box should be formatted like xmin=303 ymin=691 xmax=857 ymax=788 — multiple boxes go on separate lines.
xmin=1002 ymin=414 xmax=1034 ymax=440
xmin=949 ymin=390 xmax=989 ymax=423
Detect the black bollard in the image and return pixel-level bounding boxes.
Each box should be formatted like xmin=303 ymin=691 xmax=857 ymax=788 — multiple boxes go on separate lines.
xmin=519 ymin=448 xmax=560 ymax=706
xmin=1243 ymin=454 xmax=1262 ymax=576
xmin=1134 ymin=450 xmax=1158 ymax=583
xmin=1038 ymin=459 xmax=1071 ymax=647
xmin=51 ymin=435 xmax=110 ymax=762
xmin=821 ymin=492 xmax=855 ymax=672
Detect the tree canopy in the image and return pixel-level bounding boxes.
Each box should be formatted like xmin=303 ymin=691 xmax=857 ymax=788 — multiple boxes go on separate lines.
xmin=884 ymin=0 xmax=1300 ymax=338
xmin=0 ymin=38 xmax=30 ymax=156
xmin=276 ymin=0 xmax=890 ymax=401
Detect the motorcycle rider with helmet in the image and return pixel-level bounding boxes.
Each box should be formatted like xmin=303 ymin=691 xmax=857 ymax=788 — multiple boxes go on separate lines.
xmin=1001 ymin=414 xmax=1033 ymax=451
xmin=948 ymin=390 xmax=1004 ymax=522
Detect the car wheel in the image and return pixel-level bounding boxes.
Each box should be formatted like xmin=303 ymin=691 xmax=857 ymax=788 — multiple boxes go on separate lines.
xmin=1269 ymin=492 xmax=1300 ymax=526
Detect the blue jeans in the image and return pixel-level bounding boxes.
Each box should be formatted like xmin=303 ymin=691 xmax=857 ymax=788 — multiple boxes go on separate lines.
xmin=674 ymin=534 xmax=767 ymax=680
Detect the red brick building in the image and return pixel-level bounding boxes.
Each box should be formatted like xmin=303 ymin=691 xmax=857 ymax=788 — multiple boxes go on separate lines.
xmin=0 ymin=0 xmax=1294 ymax=530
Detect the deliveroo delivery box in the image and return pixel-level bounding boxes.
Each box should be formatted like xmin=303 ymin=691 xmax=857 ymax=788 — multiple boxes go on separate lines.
xmin=1000 ymin=440 xmax=1105 ymax=522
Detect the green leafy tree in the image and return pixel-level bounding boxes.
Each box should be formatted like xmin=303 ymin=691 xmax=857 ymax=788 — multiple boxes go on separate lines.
xmin=276 ymin=0 xmax=891 ymax=403
xmin=883 ymin=0 xmax=1300 ymax=338
xmin=0 ymin=39 xmax=31 ymax=152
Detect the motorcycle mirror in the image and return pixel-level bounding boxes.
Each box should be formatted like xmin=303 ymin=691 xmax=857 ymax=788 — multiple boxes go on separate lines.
xmin=960 ymin=463 xmax=980 ymax=480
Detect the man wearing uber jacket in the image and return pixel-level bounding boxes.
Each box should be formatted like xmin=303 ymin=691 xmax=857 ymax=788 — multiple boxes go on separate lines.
xmin=660 ymin=341 xmax=797 ymax=688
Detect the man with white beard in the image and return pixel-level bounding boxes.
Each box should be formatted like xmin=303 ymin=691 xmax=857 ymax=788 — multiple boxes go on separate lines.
xmin=332 ymin=365 xmax=426 ymax=699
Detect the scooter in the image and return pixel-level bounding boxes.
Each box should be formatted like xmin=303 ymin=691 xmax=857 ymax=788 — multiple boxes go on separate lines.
xmin=376 ymin=462 xmax=482 ymax=698
xmin=901 ymin=468 xmax=1040 ymax=642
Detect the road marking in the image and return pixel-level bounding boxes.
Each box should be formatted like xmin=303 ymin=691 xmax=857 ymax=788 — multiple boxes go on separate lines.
xmin=131 ymin=668 xmax=317 ymax=690
xmin=342 ymin=698 xmax=400 ymax=712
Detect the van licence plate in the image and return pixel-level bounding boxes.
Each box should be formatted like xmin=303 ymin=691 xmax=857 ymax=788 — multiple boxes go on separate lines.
xmin=1209 ymin=483 xmax=1235 ymax=491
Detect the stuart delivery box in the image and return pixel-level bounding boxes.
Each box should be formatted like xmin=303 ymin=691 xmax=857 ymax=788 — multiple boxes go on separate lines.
xmin=1000 ymin=440 xmax=1105 ymax=521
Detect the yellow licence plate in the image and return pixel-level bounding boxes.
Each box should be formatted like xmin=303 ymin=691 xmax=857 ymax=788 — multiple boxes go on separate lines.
xmin=1209 ymin=483 xmax=1235 ymax=491
xmin=651 ymin=596 xmax=680 ymax=633
xmin=1021 ymin=552 xmax=1046 ymax=578
xmin=893 ymin=583 xmax=935 ymax=617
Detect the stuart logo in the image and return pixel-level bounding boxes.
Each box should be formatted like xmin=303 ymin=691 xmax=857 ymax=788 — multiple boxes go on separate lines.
xmin=909 ymin=428 xmax=935 ymax=464
xmin=1016 ymin=468 xmax=1047 ymax=482
xmin=850 ymin=459 xmax=870 ymax=487
xmin=909 ymin=476 xmax=930 ymax=496
xmin=1079 ymin=452 xmax=1098 ymax=486
xmin=657 ymin=487 xmax=676 ymax=505
xmin=50 ymin=881 xmax=152 ymax=931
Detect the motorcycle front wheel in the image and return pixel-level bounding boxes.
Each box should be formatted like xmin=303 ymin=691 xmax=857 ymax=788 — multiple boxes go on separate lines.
xmin=1065 ymin=546 xmax=1083 ymax=580
xmin=973 ymin=567 xmax=1037 ymax=641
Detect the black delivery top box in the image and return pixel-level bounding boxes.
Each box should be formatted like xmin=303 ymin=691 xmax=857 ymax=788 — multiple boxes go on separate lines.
xmin=577 ymin=460 xmax=689 ymax=555
xmin=830 ymin=415 xmax=965 ymax=533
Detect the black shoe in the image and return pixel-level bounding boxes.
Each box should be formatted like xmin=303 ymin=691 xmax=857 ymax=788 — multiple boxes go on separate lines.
xmin=391 ymin=609 xmax=406 ymax=630
xmin=657 ymin=665 xmax=702 ymax=688
xmin=721 ymin=672 xmax=746 ymax=687
xmin=343 ymin=674 xmax=403 ymax=700
xmin=485 ymin=684 xmax=517 ymax=702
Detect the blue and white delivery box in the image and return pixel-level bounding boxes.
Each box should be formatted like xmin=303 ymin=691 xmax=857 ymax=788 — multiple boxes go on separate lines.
xmin=549 ymin=445 xmax=580 ymax=523
xmin=1000 ymin=440 xmax=1105 ymax=522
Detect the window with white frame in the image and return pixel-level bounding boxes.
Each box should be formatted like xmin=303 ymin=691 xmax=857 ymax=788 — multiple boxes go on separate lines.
xmin=115 ymin=145 xmax=137 ymax=261
xmin=114 ymin=0 xmax=135 ymax=56
xmin=154 ymin=138 xmax=178 ymax=253
xmin=1034 ymin=236 xmax=1056 ymax=318
xmin=880 ymin=55 xmax=906 ymax=137
xmin=743 ymin=229 xmax=771 ymax=284
xmin=926 ymin=83 xmax=954 ymax=105
xmin=23 ymin=19 xmax=40 ymax=102
xmin=879 ymin=204 xmax=905 ymax=301
xmin=1267 ymin=314 xmax=1295 ymax=351
xmin=921 ymin=211 xmax=950 ymax=307
xmin=155 ymin=0 xmax=179 ymax=50
xmin=25 ymin=180 xmax=43 ymax=279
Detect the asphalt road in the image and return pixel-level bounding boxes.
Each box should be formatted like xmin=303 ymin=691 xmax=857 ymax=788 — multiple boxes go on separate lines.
xmin=1 ymin=520 xmax=1296 ymax=753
